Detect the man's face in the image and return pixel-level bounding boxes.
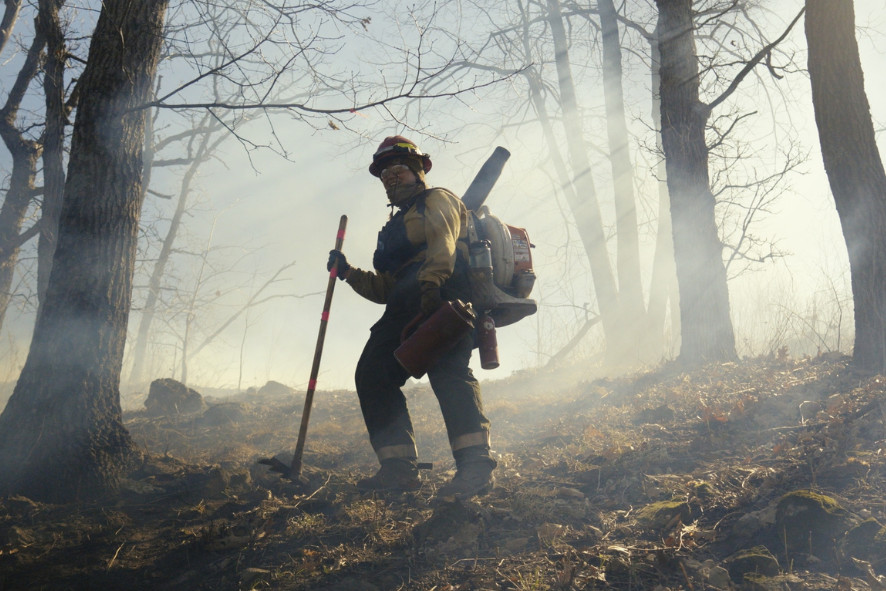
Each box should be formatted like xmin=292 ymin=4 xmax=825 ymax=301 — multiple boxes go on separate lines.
xmin=380 ymin=162 xmax=418 ymax=192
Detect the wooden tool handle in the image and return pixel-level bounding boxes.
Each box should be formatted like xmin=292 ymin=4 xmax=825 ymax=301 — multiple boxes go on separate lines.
xmin=290 ymin=214 xmax=348 ymax=478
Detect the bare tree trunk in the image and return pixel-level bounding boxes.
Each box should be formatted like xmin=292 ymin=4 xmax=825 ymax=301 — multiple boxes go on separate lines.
xmin=547 ymin=0 xmax=621 ymax=348
xmin=645 ymin=23 xmax=680 ymax=358
xmin=0 ymin=0 xmax=168 ymax=502
xmin=519 ymin=4 xmax=576 ymax=212
xmin=806 ymin=0 xmax=886 ymax=373
xmin=128 ymin=120 xmax=222 ymax=386
xmin=179 ymin=224 xmax=216 ymax=385
xmin=598 ymin=0 xmax=646 ymax=350
xmin=0 ymin=0 xmax=22 ymax=55
xmin=0 ymin=152 xmax=38 ymax=334
xmin=655 ymin=0 xmax=736 ymax=365
xmin=0 ymin=29 xmax=44 ymax=335
xmin=36 ymin=0 xmax=67 ymax=314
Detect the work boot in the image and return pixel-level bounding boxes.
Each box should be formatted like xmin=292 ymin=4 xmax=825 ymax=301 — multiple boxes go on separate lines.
xmin=437 ymin=447 xmax=497 ymax=500
xmin=357 ymin=458 xmax=421 ymax=492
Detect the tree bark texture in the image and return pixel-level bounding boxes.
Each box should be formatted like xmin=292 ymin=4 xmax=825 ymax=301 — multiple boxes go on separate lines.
xmin=0 ymin=0 xmax=169 ymax=502
xmin=36 ymin=0 xmax=68 ymax=314
xmin=655 ymin=0 xmax=737 ymax=364
xmin=806 ymin=0 xmax=886 ymax=372
xmin=126 ymin=107 xmax=157 ymax=386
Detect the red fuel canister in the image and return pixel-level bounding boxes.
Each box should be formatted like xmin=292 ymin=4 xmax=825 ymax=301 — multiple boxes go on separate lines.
xmin=394 ymin=299 xmax=476 ymax=378
xmin=477 ymin=313 xmax=499 ymax=369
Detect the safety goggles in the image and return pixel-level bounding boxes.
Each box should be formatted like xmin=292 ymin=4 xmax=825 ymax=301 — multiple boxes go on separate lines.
xmin=379 ymin=163 xmax=415 ymax=183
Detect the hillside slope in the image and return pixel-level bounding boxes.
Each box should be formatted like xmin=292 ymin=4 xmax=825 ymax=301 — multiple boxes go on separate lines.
xmin=2 ymin=354 xmax=885 ymax=590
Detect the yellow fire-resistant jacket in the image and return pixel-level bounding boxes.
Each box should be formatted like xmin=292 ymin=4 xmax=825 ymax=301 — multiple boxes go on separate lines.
xmin=346 ymin=187 xmax=469 ymax=304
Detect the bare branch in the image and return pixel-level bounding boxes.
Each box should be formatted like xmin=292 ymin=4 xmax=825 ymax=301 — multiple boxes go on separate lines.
xmin=140 ymin=68 xmax=526 ymax=115
xmin=188 ymin=261 xmax=298 ymax=359
xmin=0 ymin=219 xmax=41 ymax=260
xmin=704 ymin=7 xmax=805 ymax=114
xmin=0 ymin=0 xmax=22 ymax=55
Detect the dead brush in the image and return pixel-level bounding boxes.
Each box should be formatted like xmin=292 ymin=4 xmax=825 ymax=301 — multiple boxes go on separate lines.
xmin=341 ymin=498 xmax=404 ymax=543
xmin=285 ymin=512 xmax=326 ymax=537
xmin=500 ymin=565 xmax=547 ymax=591
xmin=343 ymin=499 xmax=427 ymax=546
xmin=697 ymin=399 xmax=730 ymax=435
xmin=509 ymin=487 xmax=571 ymax=526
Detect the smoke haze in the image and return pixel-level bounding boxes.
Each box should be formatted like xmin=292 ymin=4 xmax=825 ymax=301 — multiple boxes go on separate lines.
xmin=0 ymin=1 xmax=884 ymax=408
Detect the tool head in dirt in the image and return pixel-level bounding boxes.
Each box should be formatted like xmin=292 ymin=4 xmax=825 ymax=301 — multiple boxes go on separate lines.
xmin=257 ymin=457 xmax=310 ymax=488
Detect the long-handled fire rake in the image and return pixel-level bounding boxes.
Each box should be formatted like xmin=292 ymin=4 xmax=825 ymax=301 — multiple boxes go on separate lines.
xmin=260 ymin=214 xmax=347 ymax=483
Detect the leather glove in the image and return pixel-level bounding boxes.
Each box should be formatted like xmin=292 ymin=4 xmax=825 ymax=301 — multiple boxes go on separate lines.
xmin=327 ymin=249 xmax=350 ymax=281
xmin=420 ymin=281 xmax=443 ymax=317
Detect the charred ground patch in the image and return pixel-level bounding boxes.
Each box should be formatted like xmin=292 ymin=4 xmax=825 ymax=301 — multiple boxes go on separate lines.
xmin=2 ymin=353 xmax=885 ymax=590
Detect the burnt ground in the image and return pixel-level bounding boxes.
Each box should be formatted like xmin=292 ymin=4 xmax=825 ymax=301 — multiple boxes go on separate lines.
xmin=2 ymin=352 xmax=886 ymax=590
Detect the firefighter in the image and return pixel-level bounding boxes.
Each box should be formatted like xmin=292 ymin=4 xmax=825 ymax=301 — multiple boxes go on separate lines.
xmin=327 ymin=136 xmax=496 ymax=499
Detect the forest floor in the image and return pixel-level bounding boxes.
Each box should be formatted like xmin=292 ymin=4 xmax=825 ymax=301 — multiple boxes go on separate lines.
xmin=2 ymin=352 xmax=886 ymax=590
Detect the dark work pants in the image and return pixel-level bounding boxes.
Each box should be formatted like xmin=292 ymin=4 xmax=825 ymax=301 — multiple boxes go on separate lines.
xmin=354 ymin=263 xmax=490 ymax=461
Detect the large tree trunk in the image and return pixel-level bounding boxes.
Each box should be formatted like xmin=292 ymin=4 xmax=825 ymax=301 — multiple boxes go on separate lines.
xmin=655 ymin=0 xmax=737 ymax=364
xmin=806 ymin=0 xmax=886 ymax=372
xmin=0 ymin=0 xmax=168 ymax=502
xmin=547 ymin=0 xmax=621 ymax=349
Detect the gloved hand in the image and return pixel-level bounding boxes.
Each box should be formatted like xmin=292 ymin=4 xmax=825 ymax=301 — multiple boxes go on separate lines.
xmin=327 ymin=249 xmax=351 ymax=280
xmin=420 ymin=281 xmax=443 ymax=317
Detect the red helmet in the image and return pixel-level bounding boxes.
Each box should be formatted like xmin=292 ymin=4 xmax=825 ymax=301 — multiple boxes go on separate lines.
xmin=369 ymin=136 xmax=433 ymax=177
